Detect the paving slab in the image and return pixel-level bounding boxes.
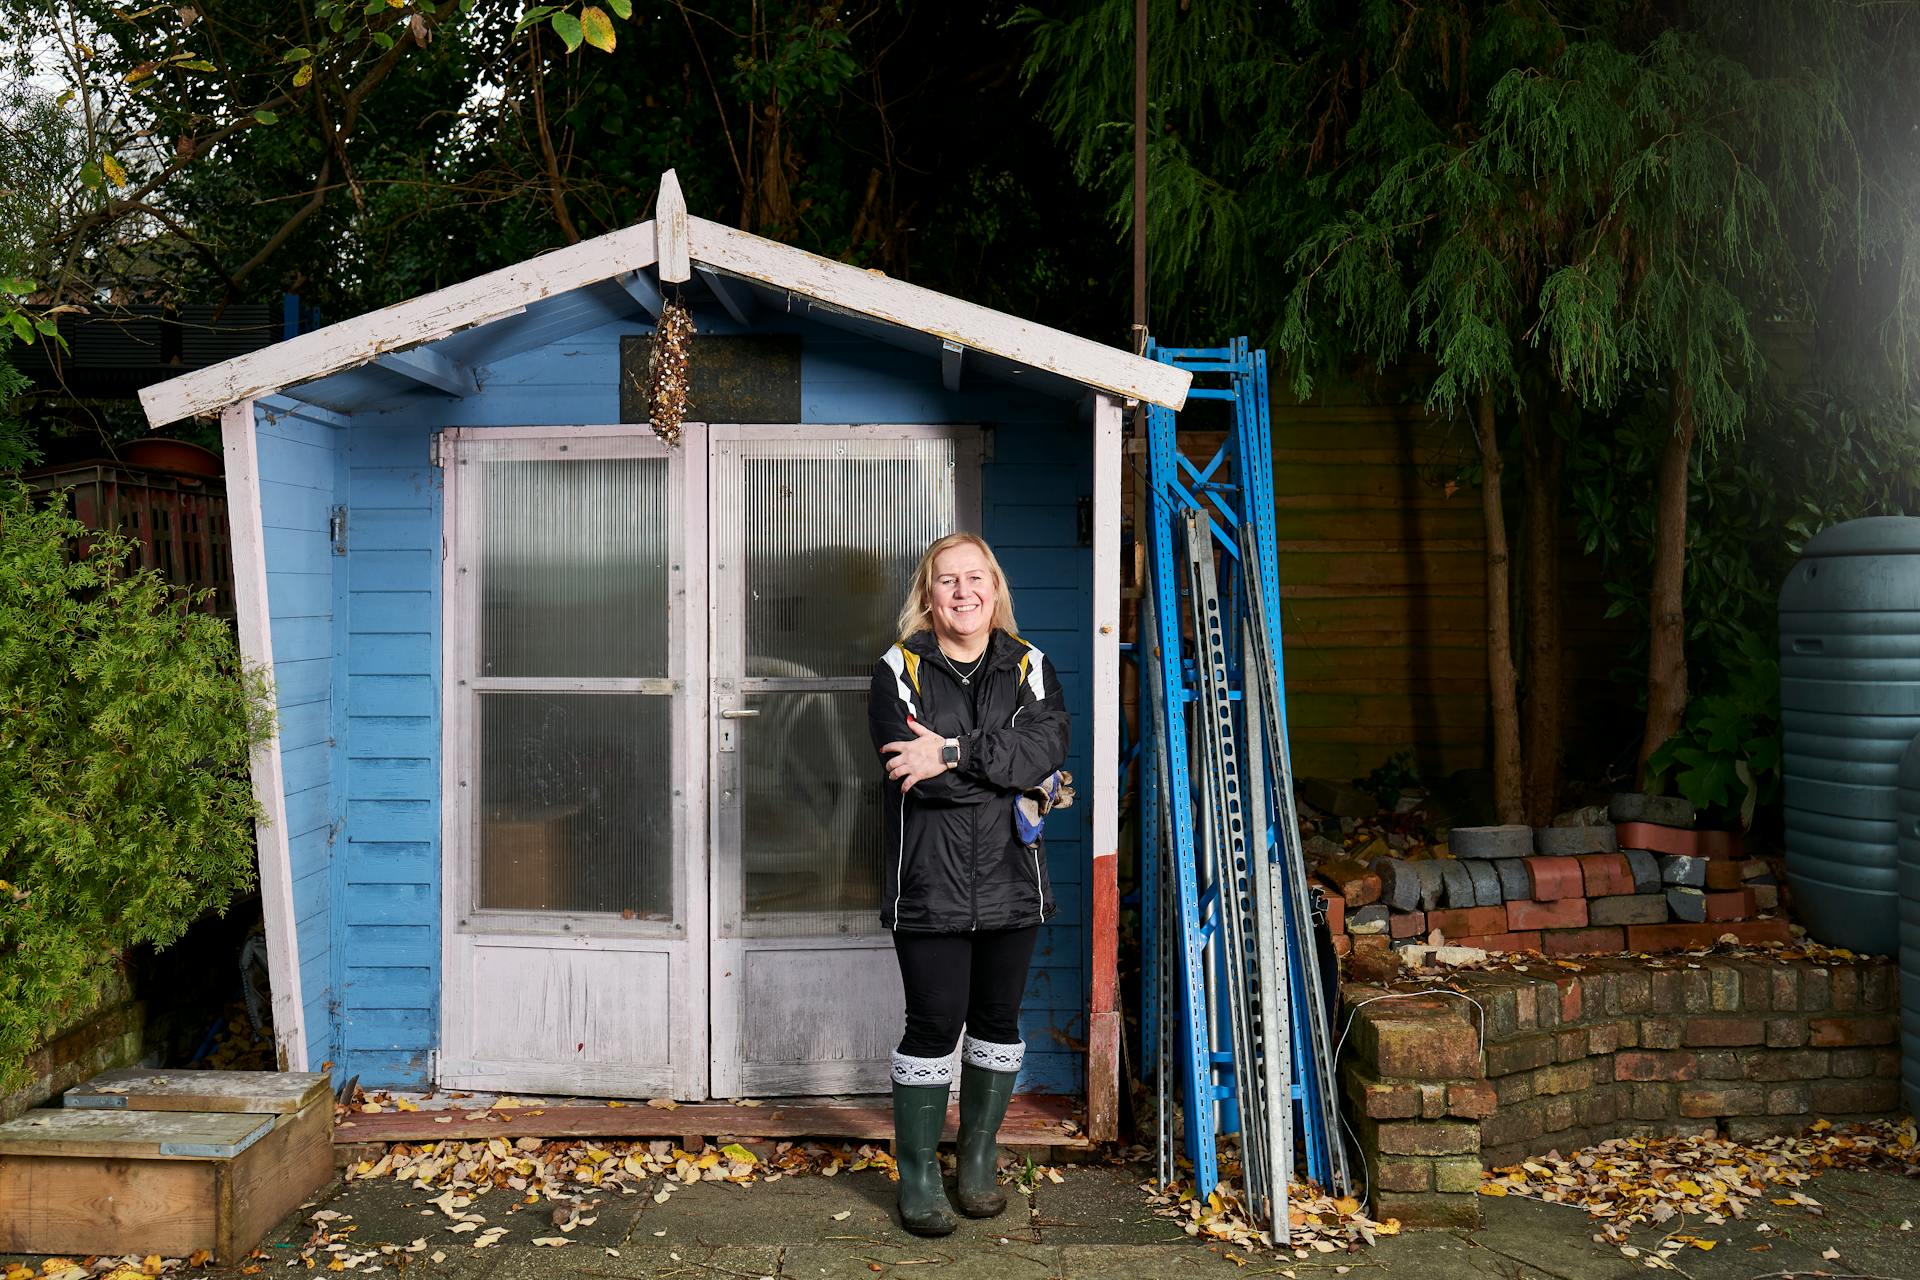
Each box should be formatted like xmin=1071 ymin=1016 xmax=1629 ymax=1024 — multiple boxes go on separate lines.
xmin=488 ymin=1241 xmax=783 ymax=1279
xmin=783 ymin=1241 xmax=1056 ymax=1278
xmin=1026 ymin=1164 xmax=1189 ymax=1245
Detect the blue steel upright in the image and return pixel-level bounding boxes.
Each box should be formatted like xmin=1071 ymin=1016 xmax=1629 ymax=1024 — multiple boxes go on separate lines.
xmin=1136 ymin=338 xmax=1344 ymax=1200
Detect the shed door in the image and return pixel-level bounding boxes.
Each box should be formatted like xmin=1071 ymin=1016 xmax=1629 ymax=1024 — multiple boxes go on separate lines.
xmin=437 ymin=429 xmax=708 ymax=1099
xmin=708 ymin=426 xmax=977 ymax=1096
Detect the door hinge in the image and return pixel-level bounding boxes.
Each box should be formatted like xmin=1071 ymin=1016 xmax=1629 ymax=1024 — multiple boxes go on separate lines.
xmin=329 ymin=505 xmax=348 ymax=555
xmin=429 ymin=431 xmax=445 ymax=468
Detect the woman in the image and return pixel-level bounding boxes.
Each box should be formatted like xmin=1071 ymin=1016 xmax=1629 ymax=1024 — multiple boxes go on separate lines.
xmin=867 ymin=532 xmax=1071 ymax=1237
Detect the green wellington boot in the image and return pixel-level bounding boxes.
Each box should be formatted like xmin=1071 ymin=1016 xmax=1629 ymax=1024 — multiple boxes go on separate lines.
xmin=891 ymin=1071 xmax=958 ymax=1237
xmin=954 ymin=1037 xmax=1023 ymax=1218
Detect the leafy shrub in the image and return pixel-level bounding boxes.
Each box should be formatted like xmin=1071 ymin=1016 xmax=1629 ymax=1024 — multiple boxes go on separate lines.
xmin=1645 ymin=630 xmax=1782 ymax=829
xmin=0 ymin=485 xmax=270 ymax=1093
xmin=1355 ymin=750 xmax=1420 ymax=811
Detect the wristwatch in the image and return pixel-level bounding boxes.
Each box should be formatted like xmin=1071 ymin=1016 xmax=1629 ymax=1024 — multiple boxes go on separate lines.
xmin=941 ymin=739 xmax=960 ymax=769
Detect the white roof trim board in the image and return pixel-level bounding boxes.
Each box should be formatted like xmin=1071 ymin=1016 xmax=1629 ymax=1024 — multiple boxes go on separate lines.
xmin=140 ymin=170 xmax=1190 ymax=427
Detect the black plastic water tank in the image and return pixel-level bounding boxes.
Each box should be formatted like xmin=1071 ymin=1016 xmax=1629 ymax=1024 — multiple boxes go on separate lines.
xmin=1895 ymin=733 xmax=1920 ymax=1120
xmin=1778 ymin=516 xmax=1920 ymax=956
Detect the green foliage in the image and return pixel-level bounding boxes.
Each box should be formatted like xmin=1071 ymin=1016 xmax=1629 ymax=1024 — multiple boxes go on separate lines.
xmin=1569 ymin=383 xmax=1920 ymax=677
xmin=0 ymin=352 xmax=32 ymax=473
xmin=1645 ymin=631 xmax=1782 ymax=829
xmin=0 ymin=486 xmax=271 ymax=1093
xmin=1021 ymin=2 xmax=1919 ymax=431
xmin=1355 ymin=750 xmax=1419 ymax=812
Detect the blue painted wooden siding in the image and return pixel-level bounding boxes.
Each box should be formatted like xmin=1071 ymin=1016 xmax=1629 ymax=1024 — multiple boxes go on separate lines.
xmin=254 ymin=404 xmax=344 ymax=1072
xmin=323 ymin=308 xmax=1093 ymax=1094
xmin=337 ymin=415 xmax=441 ymax=1085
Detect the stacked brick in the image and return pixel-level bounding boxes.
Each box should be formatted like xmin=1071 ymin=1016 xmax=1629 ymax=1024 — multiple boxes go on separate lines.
xmin=1340 ymin=954 xmax=1901 ymax=1230
xmin=1318 ymin=793 xmax=1788 ymax=960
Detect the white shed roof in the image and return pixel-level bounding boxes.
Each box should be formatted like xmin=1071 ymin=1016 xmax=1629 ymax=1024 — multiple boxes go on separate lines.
xmin=139 ymin=171 xmax=1190 ymax=427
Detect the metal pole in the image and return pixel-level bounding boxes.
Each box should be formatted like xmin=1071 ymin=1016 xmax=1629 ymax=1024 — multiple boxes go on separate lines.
xmin=1132 ymin=0 xmax=1148 ymax=357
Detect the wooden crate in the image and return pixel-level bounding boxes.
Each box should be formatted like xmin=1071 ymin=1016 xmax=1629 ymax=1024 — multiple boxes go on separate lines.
xmin=0 ymin=1070 xmax=332 ymax=1262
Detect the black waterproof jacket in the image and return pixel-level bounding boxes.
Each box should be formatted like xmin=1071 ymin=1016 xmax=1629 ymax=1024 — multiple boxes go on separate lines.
xmin=866 ymin=628 xmax=1072 ymax=933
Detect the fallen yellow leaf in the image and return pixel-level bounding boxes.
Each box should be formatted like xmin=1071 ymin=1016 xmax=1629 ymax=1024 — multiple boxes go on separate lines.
xmin=1478 ymin=1183 xmax=1509 ymax=1196
xmin=646 ymin=1098 xmax=681 ymax=1110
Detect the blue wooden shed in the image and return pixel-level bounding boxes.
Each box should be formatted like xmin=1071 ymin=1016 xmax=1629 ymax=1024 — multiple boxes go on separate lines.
xmin=140 ymin=172 xmax=1189 ymax=1138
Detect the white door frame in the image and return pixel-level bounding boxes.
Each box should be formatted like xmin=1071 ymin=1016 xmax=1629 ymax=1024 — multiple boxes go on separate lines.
xmin=705 ymin=424 xmax=980 ymax=1097
xmin=437 ymin=425 xmax=710 ymax=1099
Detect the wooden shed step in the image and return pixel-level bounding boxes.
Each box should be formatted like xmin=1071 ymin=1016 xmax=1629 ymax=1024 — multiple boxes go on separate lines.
xmin=0 ymin=1108 xmax=272 ymax=1159
xmin=64 ymin=1068 xmax=330 ymax=1115
xmin=334 ymin=1093 xmax=1087 ymax=1146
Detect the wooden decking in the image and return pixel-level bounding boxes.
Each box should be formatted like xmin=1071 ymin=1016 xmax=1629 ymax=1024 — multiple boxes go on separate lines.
xmin=332 ymin=1094 xmax=1088 ymax=1147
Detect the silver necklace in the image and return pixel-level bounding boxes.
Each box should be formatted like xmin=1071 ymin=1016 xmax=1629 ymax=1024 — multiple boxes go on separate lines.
xmin=939 ymin=648 xmax=987 ymax=685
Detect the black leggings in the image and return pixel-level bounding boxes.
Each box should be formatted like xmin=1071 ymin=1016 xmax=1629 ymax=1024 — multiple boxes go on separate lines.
xmin=892 ymin=926 xmax=1040 ymax=1056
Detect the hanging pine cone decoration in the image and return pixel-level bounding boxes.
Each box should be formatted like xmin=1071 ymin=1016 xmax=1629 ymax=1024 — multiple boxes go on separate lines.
xmin=648 ymin=300 xmax=695 ymax=445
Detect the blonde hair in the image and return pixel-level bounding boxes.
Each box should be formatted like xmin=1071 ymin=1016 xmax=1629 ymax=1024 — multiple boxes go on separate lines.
xmin=896 ymin=532 xmax=1019 ymax=643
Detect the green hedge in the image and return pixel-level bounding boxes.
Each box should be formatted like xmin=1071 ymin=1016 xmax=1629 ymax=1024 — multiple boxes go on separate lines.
xmin=0 ymin=484 xmax=269 ymax=1093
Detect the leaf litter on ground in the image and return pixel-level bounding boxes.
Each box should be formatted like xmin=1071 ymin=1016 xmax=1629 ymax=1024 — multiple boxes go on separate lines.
xmin=1131 ymin=1139 xmax=1400 ymax=1257
xmin=1480 ymin=1116 xmax=1920 ymax=1270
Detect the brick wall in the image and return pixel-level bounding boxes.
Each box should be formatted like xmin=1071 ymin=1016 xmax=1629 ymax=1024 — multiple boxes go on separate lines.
xmin=1339 ymin=954 xmax=1901 ymax=1229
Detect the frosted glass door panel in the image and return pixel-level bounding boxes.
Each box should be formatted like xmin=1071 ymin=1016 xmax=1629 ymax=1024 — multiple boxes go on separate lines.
xmin=479 ymin=458 xmax=669 ymax=679
xmin=742 ymin=448 xmax=957 ymax=677
xmin=714 ymin=431 xmax=970 ymax=940
xmin=737 ymin=691 xmax=886 ymax=924
xmin=477 ymin=691 xmax=673 ymax=919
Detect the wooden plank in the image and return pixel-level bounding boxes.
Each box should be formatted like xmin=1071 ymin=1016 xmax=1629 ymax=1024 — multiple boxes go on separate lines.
xmin=333 ymin=1094 xmax=1087 ymax=1146
xmin=223 ymin=1099 xmax=334 ymax=1261
xmin=1274 ymin=492 xmax=1471 ymax=511
xmin=141 ymin=226 xmax=659 ymax=426
xmin=65 ymin=1071 xmax=329 ymax=1116
xmin=1287 ymin=676 xmax=1488 ymax=696
xmin=1293 ymin=741 xmax=1489 ymax=780
xmin=222 ymin=400 xmax=308 ymax=1071
xmin=1087 ymin=392 xmax=1121 ymax=1145
xmin=1284 ymin=692 xmax=1489 ymax=730
xmin=689 ymin=216 xmax=1189 ymax=410
xmin=1280 ymin=647 xmax=1489 ymax=682
xmin=1279 ymin=595 xmax=1485 ymax=632
xmin=0 ymin=1153 xmax=216 ymax=1258
xmin=375 ymin=346 xmax=477 ymax=397
xmin=655 ymin=170 xmax=690 ymax=283
xmin=1264 ymin=550 xmax=1483 ymax=588
xmin=0 ymin=1109 xmax=270 ymax=1159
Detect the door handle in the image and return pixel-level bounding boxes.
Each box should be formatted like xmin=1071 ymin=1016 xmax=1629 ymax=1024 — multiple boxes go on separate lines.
xmin=720 ymin=708 xmax=761 ymax=719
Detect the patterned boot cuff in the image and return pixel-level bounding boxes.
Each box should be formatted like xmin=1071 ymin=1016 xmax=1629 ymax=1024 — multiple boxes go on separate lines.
xmin=891 ymin=1049 xmax=955 ymax=1087
xmin=961 ymin=1035 xmax=1025 ymax=1074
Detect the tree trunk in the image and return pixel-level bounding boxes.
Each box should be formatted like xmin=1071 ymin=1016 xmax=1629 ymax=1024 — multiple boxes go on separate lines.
xmin=1475 ymin=390 xmax=1525 ymax=824
xmin=1639 ymin=380 xmax=1698 ymax=787
xmin=1521 ymin=396 xmax=1565 ymax=825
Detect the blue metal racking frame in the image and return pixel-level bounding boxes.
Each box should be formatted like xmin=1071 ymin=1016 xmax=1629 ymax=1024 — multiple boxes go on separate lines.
xmin=1137 ymin=338 xmax=1348 ymax=1207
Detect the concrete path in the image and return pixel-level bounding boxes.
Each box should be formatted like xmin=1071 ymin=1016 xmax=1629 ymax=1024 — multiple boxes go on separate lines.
xmin=235 ymin=1160 xmax=1919 ymax=1280
xmin=7 ymin=1158 xmax=1916 ymax=1279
